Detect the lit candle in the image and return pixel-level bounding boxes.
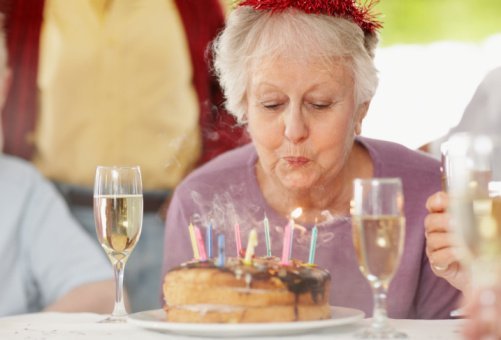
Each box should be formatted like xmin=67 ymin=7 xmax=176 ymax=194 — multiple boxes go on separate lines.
xmin=244 ymin=229 xmax=258 ymax=265
xmin=308 ymin=225 xmax=318 ymax=264
xmin=287 ymin=208 xmax=303 ymax=261
xmin=217 ymin=234 xmax=225 ymax=267
xmin=288 ymin=218 xmax=294 ymax=259
xmin=234 ymin=222 xmax=242 ymax=257
xmin=206 ymin=222 xmax=213 ymax=258
xmin=195 ymin=226 xmax=207 ymax=261
xmin=188 ymin=223 xmax=200 ymax=260
xmin=280 ymin=222 xmax=291 ymax=265
xmin=263 ymin=215 xmax=271 ymax=257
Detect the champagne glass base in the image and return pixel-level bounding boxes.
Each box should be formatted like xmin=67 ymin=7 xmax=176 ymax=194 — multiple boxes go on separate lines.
xmin=450 ymin=307 xmax=466 ymax=318
xmin=98 ymin=315 xmax=128 ymax=324
xmin=355 ymin=326 xmax=407 ymax=339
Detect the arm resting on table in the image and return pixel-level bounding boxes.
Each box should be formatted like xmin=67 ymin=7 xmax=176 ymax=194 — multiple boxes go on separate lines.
xmin=43 ymin=280 xmax=126 ymax=314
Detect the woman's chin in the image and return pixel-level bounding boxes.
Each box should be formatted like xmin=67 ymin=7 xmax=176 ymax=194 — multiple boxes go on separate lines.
xmin=279 ymin=175 xmax=317 ymax=192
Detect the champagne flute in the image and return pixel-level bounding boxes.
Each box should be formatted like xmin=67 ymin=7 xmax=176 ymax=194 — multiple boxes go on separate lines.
xmin=351 ymin=178 xmax=407 ymax=338
xmin=440 ymin=140 xmax=465 ymax=318
xmin=446 ymin=133 xmax=501 ymax=288
xmin=94 ymin=166 xmax=143 ymax=322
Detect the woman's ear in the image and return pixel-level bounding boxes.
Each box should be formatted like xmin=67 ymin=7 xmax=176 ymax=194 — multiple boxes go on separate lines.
xmin=354 ymin=101 xmax=370 ymax=135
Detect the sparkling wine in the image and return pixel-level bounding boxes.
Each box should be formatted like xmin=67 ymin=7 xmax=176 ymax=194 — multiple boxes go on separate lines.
xmin=352 ymin=215 xmax=405 ymax=287
xmin=452 ymin=196 xmax=501 ymax=260
xmin=94 ymin=194 xmax=143 ymax=263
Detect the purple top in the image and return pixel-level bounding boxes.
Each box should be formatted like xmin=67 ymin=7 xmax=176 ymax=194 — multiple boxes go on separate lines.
xmin=162 ymin=137 xmax=461 ymax=319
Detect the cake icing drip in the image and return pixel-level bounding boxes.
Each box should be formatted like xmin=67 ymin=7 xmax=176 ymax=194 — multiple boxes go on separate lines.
xmin=173 ymin=256 xmax=330 ymax=303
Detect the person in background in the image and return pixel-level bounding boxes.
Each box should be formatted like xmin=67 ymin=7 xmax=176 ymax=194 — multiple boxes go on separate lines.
xmin=422 ymin=67 xmax=501 ymax=286
xmin=0 ymin=0 xmax=248 ymax=312
xmin=162 ymin=0 xmax=461 ymax=318
xmin=0 ymin=24 xmax=116 ymax=317
xmin=424 ymin=67 xmax=501 ymax=338
xmin=420 ymin=66 xmax=501 ymax=156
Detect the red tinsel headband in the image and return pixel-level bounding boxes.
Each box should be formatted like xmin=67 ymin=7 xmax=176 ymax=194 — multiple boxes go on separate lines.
xmin=234 ymin=0 xmax=382 ymax=35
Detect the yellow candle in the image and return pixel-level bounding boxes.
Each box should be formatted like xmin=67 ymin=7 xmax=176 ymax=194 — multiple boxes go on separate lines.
xmin=243 ymin=229 xmax=258 ymax=265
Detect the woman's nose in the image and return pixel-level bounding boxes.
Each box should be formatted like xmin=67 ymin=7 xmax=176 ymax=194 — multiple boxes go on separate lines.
xmin=284 ymin=107 xmax=308 ymax=144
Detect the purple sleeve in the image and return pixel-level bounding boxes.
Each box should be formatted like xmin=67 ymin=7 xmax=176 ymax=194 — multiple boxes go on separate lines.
xmin=414 ymin=247 xmax=463 ymax=318
xmin=161 ymin=189 xmax=193 ymax=298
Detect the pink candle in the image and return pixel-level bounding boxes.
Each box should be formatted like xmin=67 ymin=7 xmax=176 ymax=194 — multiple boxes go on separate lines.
xmin=195 ymin=226 xmax=207 ymax=261
xmin=234 ymin=222 xmax=242 ymax=257
xmin=281 ymin=220 xmax=292 ymax=265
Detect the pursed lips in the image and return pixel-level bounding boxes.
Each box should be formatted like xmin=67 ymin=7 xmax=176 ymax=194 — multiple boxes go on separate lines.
xmin=283 ymin=156 xmax=310 ymax=167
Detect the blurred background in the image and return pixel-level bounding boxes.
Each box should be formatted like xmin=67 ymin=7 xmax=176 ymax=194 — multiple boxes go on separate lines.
xmin=363 ymin=0 xmax=501 ymax=150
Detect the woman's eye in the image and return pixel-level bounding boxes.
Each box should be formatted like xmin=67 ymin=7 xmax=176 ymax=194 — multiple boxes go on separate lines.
xmin=262 ymin=103 xmax=283 ymax=110
xmin=311 ymin=103 xmax=331 ymax=110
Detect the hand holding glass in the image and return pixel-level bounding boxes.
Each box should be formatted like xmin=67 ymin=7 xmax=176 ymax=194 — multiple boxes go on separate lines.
xmin=94 ymin=166 xmax=143 ymax=322
xmin=351 ymin=178 xmax=406 ymax=338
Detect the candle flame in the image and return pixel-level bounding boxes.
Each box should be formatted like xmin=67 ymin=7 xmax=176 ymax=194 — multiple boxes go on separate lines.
xmin=291 ymin=207 xmax=303 ymax=219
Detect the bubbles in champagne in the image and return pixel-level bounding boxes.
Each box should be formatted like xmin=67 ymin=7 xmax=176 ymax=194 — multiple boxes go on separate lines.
xmin=352 ymin=215 xmax=405 ymax=288
xmin=94 ymin=194 xmax=143 ymax=262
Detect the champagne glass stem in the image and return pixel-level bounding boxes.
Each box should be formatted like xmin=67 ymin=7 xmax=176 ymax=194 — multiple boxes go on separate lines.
xmin=371 ymin=285 xmax=389 ymax=330
xmin=111 ymin=260 xmax=127 ymax=318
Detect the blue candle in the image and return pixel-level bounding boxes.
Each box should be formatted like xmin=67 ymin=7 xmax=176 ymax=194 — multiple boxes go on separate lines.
xmin=217 ymin=234 xmax=225 ymax=267
xmin=206 ymin=222 xmax=213 ymax=258
xmin=308 ymin=226 xmax=318 ymax=264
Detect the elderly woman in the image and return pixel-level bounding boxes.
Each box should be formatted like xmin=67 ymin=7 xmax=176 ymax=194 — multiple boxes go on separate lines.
xmin=162 ymin=0 xmax=461 ymax=319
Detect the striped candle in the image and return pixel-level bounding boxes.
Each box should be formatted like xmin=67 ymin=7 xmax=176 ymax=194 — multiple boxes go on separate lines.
xmin=244 ymin=229 xmax=258 ymax=265
xmin=263 ymin=215 xmax=272 ymax=257
xmin=308 ymin=225 xmax=318 ymax=264
xmin=206 ymin=222 xmax=213 ymax=258
xmin=188 ymin=223 xmax=199 ymax=260
xmin=217 ymin=234 xmax=225 ymax=267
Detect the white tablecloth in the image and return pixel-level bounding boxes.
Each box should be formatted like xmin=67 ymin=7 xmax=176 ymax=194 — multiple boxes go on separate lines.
xmin=0 ymin=312 xmax=465 ymax=340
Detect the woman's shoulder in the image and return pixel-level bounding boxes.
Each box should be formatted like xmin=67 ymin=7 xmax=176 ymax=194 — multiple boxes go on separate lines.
xmin=359 ymin=136 xmax=440 ymax=170
xmin=359 ymin=137 xmax=442 ymax=200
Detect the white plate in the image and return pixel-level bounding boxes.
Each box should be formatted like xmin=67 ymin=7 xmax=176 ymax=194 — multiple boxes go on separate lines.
xmin=127 ymin=306 xmax=364 ymax=337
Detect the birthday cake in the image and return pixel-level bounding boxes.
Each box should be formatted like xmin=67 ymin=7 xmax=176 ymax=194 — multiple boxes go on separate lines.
xmin=162 ymin=256 xmax=331 ymax=323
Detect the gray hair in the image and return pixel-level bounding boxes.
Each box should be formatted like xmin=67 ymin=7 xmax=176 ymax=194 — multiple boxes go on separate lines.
xmin=212 ymin=7 xmax=379 ymax=124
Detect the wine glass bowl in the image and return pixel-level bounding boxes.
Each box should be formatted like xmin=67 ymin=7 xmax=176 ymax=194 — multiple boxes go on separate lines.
xmin=95 ymin=194 xmax=143 ymax=263
xmin=94 ymin=166 xmax=143 ymax=322
xmin=351 ymin=178 xmax=407 ymax=338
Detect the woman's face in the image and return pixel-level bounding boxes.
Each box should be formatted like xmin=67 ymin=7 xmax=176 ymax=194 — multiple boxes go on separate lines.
xmin=246 ymin=58 xmax=367 ymax=192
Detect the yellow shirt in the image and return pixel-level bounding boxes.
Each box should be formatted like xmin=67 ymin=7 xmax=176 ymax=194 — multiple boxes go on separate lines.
xmin=35 ymin=0 xmax=201 ymax=190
